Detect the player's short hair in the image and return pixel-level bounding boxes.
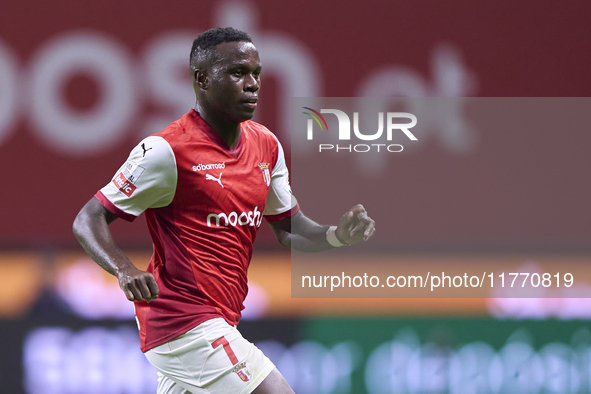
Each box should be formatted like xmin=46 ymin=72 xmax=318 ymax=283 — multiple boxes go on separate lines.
xmin=190 ymin=27 xmax=253 ymax=71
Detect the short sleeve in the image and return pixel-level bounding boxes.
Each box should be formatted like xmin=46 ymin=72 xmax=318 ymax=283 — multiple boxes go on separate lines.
xmin=263 ymin=138 xmax=299 ymax=220
xmin=95 ymin=136 xmax=177 ymax=221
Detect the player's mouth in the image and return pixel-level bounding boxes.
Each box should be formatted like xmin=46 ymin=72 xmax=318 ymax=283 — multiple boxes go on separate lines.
xmin=242 ymin=97 xmax=258 ymax=109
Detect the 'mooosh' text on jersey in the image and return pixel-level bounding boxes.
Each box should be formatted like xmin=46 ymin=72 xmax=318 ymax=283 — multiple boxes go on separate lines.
xmin=206 ymin=207 xmax=263 ymax=228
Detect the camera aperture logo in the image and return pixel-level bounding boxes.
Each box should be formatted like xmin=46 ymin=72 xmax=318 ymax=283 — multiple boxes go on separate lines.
xmin=302 ymin=107 xmax=417 ymax=153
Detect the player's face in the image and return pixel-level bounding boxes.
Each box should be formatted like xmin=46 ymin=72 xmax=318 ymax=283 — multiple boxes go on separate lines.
xmin=206 ymin=41 xmax=261 ymax=123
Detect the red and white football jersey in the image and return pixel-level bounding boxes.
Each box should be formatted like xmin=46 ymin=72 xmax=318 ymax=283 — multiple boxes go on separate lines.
xmin=96 ymin=110 xmax=298 ymax=352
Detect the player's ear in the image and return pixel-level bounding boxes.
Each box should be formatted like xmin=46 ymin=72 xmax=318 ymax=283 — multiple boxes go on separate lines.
xmin=195 ymin=69 xmax=209 ymax=90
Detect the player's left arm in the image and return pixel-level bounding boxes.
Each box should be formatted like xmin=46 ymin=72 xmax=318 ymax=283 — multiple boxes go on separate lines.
xmin=268 ymin=204 xmax=376 ymax=252
xmin=264 ymin=137 xmax=375 ymax=251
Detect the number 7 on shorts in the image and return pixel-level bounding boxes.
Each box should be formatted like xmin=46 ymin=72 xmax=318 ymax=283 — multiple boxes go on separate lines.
xmin=212 ymin=336 xmax=239 ymax=365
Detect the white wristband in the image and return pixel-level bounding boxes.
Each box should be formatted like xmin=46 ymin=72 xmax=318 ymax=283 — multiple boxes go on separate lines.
xmin=326 ymin=226 xmax=347 ymax=247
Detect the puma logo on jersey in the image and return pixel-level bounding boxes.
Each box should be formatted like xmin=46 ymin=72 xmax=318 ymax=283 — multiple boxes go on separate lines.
xmin=141 ymin=143 xmax=152 ymax=157
xmin=205 ymin=173 xmax=224 ymax=188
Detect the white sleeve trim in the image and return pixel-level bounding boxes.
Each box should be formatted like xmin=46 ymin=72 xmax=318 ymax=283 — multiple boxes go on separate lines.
xmin=99 ymin=136 xmax=177 ymax=217
xmin=263 ymin=138 xmax=298 ymax=216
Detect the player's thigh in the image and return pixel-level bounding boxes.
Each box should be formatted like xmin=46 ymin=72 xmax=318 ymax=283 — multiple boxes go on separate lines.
xmin=145 ymin=318 xmax=276 ymax=394
xmin=252 ymin=368 xmax=295 ymax=394
xmin=156 ymin=372 xmax=191 ymax=394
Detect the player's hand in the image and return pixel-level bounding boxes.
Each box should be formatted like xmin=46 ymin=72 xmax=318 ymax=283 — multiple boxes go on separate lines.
xmin=117 ymin=266 xmax=159 ymax=303
xmin=335 ymin=204 xmax=376 ymax=245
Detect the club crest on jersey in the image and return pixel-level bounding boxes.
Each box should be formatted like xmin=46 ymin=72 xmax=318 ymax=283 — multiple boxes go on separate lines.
xmin=232 ymin=362 xmax=252 ymax=382
xmin=258 ymin=162 xmax=271 ymax=187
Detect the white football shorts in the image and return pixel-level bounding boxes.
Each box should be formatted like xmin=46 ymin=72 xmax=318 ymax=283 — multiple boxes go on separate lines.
xmin=144 ymin=318 xmax=276 ymax=394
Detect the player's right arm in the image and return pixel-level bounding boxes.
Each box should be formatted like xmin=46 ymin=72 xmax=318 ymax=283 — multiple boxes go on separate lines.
xmin=73 ymin=135 xmax=177 ymax=303
xmin=73 ymin=198 xmax=159 ymax=302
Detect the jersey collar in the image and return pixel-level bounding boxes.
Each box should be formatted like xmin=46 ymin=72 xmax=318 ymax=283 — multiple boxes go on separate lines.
xmin=189 ymin=110 xmax=244 ymax=158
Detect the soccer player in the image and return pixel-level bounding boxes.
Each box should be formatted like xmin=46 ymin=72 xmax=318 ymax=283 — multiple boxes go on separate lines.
xmin=73 ymin=27 xmax=375 ymax=394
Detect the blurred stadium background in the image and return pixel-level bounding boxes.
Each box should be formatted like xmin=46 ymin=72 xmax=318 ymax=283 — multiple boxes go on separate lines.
xmin=1 ymin=0 xmax=591 ymax=393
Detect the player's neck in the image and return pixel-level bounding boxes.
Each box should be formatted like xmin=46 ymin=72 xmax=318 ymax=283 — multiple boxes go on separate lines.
xmin=195 ymin=108 xmax=241 ymax=149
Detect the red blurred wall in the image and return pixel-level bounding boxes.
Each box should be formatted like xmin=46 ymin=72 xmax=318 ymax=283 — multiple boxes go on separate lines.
xmin=0 ymin=0 xmax=589 ymax=248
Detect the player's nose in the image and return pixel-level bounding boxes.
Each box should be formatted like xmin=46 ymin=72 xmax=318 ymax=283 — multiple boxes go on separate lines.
xmin=244 ymin=74 xmax=259 ymax=92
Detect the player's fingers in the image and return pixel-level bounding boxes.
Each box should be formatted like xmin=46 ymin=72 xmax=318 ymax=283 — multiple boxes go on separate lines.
xmin=350 ymin=211 xmax=371 ymax=233
xmin=338 ymin=214 xmax=355 ymax=236
xmin=342 ymin=207 xmax=364 ymax=230
xmin=354 ymin=206 xmax=369 ymax=222
xmin=348 ymin=205 xmax=365 ymax=220
xmin=136 ymin=277 xmax=154 ymax=301
xmin=350 ymin=222 xmax=366 ymax=236
xmin=342 ymin=206 xmax=360 ymax=222
xmin=146 ymin=277 xmax=160 ymax=301
xmin=351 ymin=204 xmax=365 ymax=213
xmin=124 ymin=283 xmax=143 ymax=302
xmin=363 ymin=221 xmax=376 ymax=241
xmin=123 ymin=288 xmax=136 ymax=302
xmin=347 ymin=210 xmax=355 ymax=223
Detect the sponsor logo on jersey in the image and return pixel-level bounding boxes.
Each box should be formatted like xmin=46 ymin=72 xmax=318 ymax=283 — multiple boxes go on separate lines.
xmin=193 ymin=162 xmax=225 ymax=171
xmin=207 ymin=206 xmax=263 ymax=228
xmin=122 ymin=161 xmax=145 ymax=183
xmin=232 ymin=362 xmax=252 ymax=382
xmin=205 ymin=172 xmax=224 ymax=188
xmin=258 ymin=162 xmax=271 ymax=187
xmin=113 ymin=172 xmax=136 ymax=197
